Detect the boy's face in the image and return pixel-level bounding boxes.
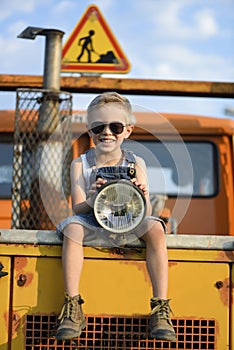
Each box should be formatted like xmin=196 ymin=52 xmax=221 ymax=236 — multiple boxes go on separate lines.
xmin=87 ymin=104 xmax=133 ymax=153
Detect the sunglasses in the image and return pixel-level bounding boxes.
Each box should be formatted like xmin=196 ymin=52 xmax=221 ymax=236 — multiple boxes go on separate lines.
xmin=89 ymin=122 xmax=129 ymax=135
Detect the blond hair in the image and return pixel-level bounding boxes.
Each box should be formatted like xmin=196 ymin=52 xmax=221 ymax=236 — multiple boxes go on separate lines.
xmin=87 ymin=92 xmax=135 ymax=124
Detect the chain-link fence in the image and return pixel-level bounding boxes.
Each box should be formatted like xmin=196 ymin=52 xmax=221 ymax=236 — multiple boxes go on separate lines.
xmin=11 ymin=88 xmax=73 ymax=230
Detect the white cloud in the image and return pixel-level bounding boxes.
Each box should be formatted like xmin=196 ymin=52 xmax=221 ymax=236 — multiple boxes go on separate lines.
xmin=52 ymin=1 xmax=76 ymax=15
xmin=195 ymin=8 xmax=219 ymax=38
xmin=128 ymin=42 xmax=234 ymax=81
xmin=0 ymin=29 xmax=44 ymax=74
xmin=136 ymin=1 xmax=219 ymax=41
xmin=0 ymin=0 xmax=35 ymax=21
xmin=7 ymin=20 xmax=27 ymax=37
xmin=156 ymin=44 xmax=222 ymax=66
xmin=156 ymin=2 xmax=187 ymax=37
xmin=91 ymin=0 xmax=115 ymax=13
xmin=0 ymin=36 xmax=18 ymax=57
xmin=154 ymin=63 xmax=175 ymax=78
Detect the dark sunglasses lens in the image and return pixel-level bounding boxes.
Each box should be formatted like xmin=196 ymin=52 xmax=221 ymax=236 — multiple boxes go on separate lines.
xmin=90 ymin=122 xmax=125 ymax=134
xmin=110 ymin=122 xmax=124 ymax=134
xmin=91 ymin=123 xmax=105 ymax=134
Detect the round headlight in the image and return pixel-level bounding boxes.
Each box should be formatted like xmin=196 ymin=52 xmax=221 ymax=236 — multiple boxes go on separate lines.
xmin=93 ymin=179 xmax=146 ymax=233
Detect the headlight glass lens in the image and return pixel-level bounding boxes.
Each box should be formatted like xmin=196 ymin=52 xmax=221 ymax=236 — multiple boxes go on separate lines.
xmin=93 ymin=180 xmax=146 ymax=233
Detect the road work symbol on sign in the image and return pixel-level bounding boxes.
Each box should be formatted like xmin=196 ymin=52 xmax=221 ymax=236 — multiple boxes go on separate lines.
xmin=61 ymin=5 xmax=131 ymax=74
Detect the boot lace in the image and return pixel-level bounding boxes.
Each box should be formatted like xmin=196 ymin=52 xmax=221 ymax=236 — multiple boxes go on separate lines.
xmin=58 ymin=294 xmax=84 ymax=324
xmin=151 ymin=299 xmax=172 ymax=321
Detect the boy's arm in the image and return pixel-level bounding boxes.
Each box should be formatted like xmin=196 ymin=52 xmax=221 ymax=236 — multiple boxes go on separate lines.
xmin=132 ymin=156 xmax=152 ymax=216
xmin=70 ymin=158 xmax=93 ymax=214
xmin=70 ymin=158 xmax=107 ymax=215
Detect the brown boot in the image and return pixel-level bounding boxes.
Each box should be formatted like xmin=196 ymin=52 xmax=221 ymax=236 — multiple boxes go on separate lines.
xmin=55 ymin=293 xmax=86 ymax=340
xmin=149 ymin=297 xmax=176 ymax=341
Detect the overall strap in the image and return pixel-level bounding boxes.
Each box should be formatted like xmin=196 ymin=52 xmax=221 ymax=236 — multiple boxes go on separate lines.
xmin=123 ymin=149 xmax=136 ymax=164
xmin=80 ymin=153 xmax=95 ymax=196
xmin=85 ymin=147 xmax=96 ymax=167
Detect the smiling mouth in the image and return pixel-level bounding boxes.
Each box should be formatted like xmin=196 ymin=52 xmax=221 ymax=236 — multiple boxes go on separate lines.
xmin=100 ymin=139 xmax=115 ymax=143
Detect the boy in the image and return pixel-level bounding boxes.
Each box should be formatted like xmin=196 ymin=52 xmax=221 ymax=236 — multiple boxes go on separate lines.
xmin=56 ymin=92 xmax=176 ymax=341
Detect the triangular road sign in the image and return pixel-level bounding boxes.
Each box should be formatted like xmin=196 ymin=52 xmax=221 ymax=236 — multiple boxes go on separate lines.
xmin=61 ymin=5 xmax=131 ymax=74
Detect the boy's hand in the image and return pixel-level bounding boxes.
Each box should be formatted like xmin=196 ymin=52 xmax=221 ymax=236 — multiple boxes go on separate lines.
xmin=89 ymin=178 xmax=107 ymax=198
xmin=130 ymin=178 xmax=149 ymax=196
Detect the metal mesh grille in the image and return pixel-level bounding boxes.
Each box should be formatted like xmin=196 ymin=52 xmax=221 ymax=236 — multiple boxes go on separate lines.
xmin=11 ymin=88 xmax=72 ymax=230
xmin=25 ymin=314 xmax=216 ymax=350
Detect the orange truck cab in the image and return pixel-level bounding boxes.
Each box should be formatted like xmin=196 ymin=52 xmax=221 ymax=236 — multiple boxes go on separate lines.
xmin=2 ymin=109 xmax=233 ymax=236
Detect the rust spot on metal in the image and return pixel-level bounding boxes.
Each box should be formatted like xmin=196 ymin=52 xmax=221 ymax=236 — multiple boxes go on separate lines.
xmin=4 ymin=311 xmax=9 ymax=328
xmin=3 ymin=313 xmax=21 ymax=344
xmin=214 ymin=281 xmax=223 ymax=289
xmin=14 ymin=257 xmax=27 ymax=271
xmin=16 ymin=272 xmax=33 ymax=287
xmin=169 ymin=261 xmax=178 ymax=267
xmin=24 ymin=272 xmax=33 ymax=287
xmin=224 ymin=250 xmax=234 ymax=261
xmin=215 ymin=250 xmax=234 ymax=262
xmin=216 ymin=277 xmax=230 ymax=307
xmin=17 ymin=273 xmax=27 ymax=286
xmin=119 ymin=260 xmax=151 ymax=285
xmin=106 ymin=247 xmax=145 ymax=259
xmin=12 ymin=312 xmax=21 ymax=335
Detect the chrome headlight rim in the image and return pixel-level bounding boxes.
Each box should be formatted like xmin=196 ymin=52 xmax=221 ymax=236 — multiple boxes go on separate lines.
xmin=93 ymin=179 xmax=146 ymax=234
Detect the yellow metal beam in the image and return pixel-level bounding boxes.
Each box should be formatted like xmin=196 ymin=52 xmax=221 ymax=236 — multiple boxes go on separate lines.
xmin=0 ymin=243 xmax=233 ymax=263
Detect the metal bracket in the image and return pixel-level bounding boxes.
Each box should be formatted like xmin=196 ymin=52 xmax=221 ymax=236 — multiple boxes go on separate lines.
xmin=17 ymin=26 xmax=64 ymax=40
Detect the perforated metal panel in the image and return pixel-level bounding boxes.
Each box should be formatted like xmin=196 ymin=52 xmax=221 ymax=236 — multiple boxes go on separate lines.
xmin=25 ymin=314 xmax=216 ymax=350
xmin=11 ymin=88 xmax=72 ymax=230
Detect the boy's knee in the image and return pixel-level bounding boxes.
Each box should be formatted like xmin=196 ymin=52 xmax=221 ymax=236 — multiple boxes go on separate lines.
xmin=148 ymin=220 xmax=165 ymax=235
xmin=140 ymin=220 xmax=165 ymax=242
xmin=63 ymin=224 xmax=84 ymax=244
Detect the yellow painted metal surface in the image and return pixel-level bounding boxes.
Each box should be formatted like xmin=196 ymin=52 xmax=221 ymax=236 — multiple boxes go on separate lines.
xmin=10 ymin=257 xmax=64 ymax=349
xmin=169 ymin=261 xmax=230 ymax=348
xmin=231 ymin=265 xmax=234 ymax=350
xmin=0 ymin=239 xmax=233 ymax=349
xmin=81 ymin=259 xmax=152 ymax=315
xmin=81 ymin=260 xmax=230 ymax=348
xmin=0 ymin=243 xmax=233 ymax=263
xmin=0 ymin=256 xmax=11 ymax=350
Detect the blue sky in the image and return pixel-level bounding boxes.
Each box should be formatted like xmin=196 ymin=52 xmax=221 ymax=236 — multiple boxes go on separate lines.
xmin=0 ymin=0 xmax=234 ymax=117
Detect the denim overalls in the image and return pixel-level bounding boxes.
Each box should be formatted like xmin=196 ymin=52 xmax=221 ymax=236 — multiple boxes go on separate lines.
xmin=57 ymin=148 xmax=166 ymax=247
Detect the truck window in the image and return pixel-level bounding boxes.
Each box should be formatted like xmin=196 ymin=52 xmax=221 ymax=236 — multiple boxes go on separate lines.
xmin=0 ymin=141 xmax=14 ymax=198
xmin=1 ymin=139 xmax=218 ymax=199
xmin=122 ymin=140 xmax=218 ymax=197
